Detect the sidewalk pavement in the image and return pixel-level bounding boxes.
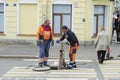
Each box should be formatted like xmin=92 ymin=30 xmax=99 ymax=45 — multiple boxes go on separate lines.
xmin=0 ymin=40 xmax=120 ymax=60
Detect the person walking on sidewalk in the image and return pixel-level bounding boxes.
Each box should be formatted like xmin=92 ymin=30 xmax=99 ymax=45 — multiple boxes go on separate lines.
xmin=117 ymin=15 xmax=120 ymax=43
xmin=94 ymin=26 xmax=110 ymax=64
xmin=57 ymin=25 xmax=79 ymax=69
xmin=115 ymin=14 xmax=120 ymax=43
xmin=36 ymin=19 xmax=54 ymax=67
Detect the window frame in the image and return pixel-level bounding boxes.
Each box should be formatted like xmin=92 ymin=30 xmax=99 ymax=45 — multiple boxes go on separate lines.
xmin=0 ymin=3 xmax=5 ymax=34
xmin=52 ymin=4 xmax=72 ymax=36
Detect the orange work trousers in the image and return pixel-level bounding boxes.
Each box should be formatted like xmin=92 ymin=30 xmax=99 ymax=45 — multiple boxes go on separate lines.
xmin=69 ymin=43 xmax=78 ymax=62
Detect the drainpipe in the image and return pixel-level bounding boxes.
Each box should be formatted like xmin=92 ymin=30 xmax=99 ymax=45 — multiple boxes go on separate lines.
xmin=43 ymin=0 xmax=47 ymax=22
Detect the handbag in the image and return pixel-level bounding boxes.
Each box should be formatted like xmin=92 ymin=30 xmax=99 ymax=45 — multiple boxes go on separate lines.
xmin=106 ymin=48 xmax=112 ymax=59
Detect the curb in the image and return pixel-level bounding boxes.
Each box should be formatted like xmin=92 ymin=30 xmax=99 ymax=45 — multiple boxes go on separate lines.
xmin=0 ymin=55 xmax=39 ymax=59
xmin=0 ymin=55 xmax=69 ymax=59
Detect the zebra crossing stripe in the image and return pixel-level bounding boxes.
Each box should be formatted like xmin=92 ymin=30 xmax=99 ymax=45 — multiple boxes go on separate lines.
xmin=99 ymin=60 xmax=120 ymax=79
xmin=0 ymin=77 xmax=98 ymax=80
xmin=101 ymin=68 xmax=120 ymax=70
xmin=2 ymin=60 xmax=120 ymax=80
xmin=46 ymin=78 xmax=89 ymax=80
xmin=103 ymin=74 xmax=120 ymax=78
xmin=3 ymin=67 xmax=97 ymax=78
xmin=103 ymin=73 xmax=119 ymax=75
xmin=23 ymin=59 xmax=92 ymax=62
xmin=8 ymin=67 xmax=96 ymax=72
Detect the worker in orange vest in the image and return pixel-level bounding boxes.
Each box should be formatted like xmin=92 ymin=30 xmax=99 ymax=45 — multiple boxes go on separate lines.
xmin=36 ymin=19 xmax=54 ymax=67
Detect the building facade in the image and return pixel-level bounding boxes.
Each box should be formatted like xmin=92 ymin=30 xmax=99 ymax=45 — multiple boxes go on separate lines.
xmin=0 ymin=0 xmax=114 ymax=45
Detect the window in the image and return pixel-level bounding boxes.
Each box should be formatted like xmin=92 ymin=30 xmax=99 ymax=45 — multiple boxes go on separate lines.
xmin=18 ymin=4 xmax=38 ymax=35
xmin=0 ymin=3 xmax=4 ymax=33
xmin=53 ymin=4 xmax=72 ymax=35
xmin=17 ymin=0 xmax=38 ymax=35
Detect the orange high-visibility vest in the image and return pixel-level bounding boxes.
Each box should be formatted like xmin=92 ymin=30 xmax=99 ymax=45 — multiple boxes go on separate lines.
xmin=36 ymin=25 xmax=54 ymax=40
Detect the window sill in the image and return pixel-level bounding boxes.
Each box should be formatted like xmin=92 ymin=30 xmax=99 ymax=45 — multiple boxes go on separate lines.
xmin=91 ymin=35 xmax=97 ymax=38
xmin=17 ymin=34 xmax=36 ymax=37
xmin=54 ymin=34 xmax=62 ymax=37
xmin=0 ymin=33 xmax=6 ymax=36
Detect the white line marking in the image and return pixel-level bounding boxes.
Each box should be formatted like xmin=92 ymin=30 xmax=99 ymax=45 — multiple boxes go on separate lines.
xmin=23 ymin=59 xmax=93 ymax=62
xmin=50 ymin=72 xmax=96 ymax=75
xmin=5 ymin=72 xmax=97 ymax=75
xmin=7 ymin=72 xmax=44 ymax=74
xmin=47 ymin=78 xmax=89 ymax=80
xmin=101 ymin=68 xmax=120 ymax=70
xmin=12 ymin=67 xmax=30 ymax=69
xmin=10 ymin=67 xmax=96 ymax=72
xmin=103 ymin=73 xmax=120 ymax=75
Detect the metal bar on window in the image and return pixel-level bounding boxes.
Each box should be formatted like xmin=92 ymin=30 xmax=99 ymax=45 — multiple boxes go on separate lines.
xmin=103 ymin=6 xmax=105 ymax=26
xmin=53 ymin=13 xmax=71 ymax=15
xmin=70 ymin=4 xmax=72 ymax=30
xmin=96 ymin=16 xmax=98 ymax=35
xmin=0 ymin=12 xmax=4 ymax=13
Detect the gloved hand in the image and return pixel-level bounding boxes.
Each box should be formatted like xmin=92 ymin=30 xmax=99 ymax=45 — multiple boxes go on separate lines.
xmin=56 ymin=39 xmax=60 ymax=43
xmin=51 ymin=41 xmax=54 ymax=46
xmin=36 ymin=40 xmax=40 ymax=46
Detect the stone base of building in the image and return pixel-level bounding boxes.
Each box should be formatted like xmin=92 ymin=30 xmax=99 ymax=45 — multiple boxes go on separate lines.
xmin=79 ymin=41 xmax=94 ymax=46
xmin=0 ymin=39 xmax=36 ymax=45
xmin=0 ymin=39 xmax=95 ymax=46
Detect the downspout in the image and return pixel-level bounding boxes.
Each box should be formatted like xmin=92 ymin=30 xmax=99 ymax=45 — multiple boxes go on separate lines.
xmin=43 ymin=0 xmax=47 ymax=22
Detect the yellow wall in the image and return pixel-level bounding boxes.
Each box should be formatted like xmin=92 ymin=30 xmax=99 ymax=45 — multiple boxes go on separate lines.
xmin=71 ymin=0 xmax=86 ymax=41
xmin=0 ymin=0 xmax=114 ymax=42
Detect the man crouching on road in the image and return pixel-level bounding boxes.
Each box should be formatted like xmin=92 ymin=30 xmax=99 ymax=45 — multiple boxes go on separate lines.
xmin=57 ymin=25 xmax=79 ymax=69
xmin=36 ymin=19 xmax=54 ymax=67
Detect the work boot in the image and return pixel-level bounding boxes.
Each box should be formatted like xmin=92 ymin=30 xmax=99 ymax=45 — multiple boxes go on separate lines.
xmin=67 ymin=63 xmax=73 ymax=69
xmin=98 ymin=60 xmax=103 ymax=64
xmin=37 ymin=62 xmax=43 ymax=68
xmin=72 ymin=62 xmax=77 ymax=68
xmin=98 ymin=60 xmax=101 ymax=64
xmin=44 ymin=61 xmax=49 ymax=66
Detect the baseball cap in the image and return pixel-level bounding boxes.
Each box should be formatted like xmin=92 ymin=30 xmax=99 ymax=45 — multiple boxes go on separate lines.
xmin=44 ymin=19 xmax=50 ymax=24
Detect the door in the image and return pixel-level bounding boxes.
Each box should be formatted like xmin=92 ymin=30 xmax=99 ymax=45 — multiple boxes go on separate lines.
xmin=0 ymin=3 xmax=4 ymax=33
xmin=93 ymin=5 xmax=105 ymax=36
xmin=19 ymin=4 xmax=37 ymax=35
xmin=53 ymin=4 xmax=72 ymax=35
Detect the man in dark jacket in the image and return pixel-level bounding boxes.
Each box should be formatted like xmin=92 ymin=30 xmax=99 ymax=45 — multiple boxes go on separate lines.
xmin=57 ymin=25 xmax=79 ymax=69
xmin=115 ymin=14 xmax=120 ymax=43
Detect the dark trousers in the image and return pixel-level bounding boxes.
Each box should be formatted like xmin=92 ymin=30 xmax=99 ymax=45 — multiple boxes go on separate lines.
xmin=116 ymin=29 xmax=120 ymax=42
xmin=112 ymin=28 xmax=116 ymax=37
xmin=39 ymin=40 xmax=50 ymax=58
xmin=97 ymin=50 xmax=106 ymax=64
